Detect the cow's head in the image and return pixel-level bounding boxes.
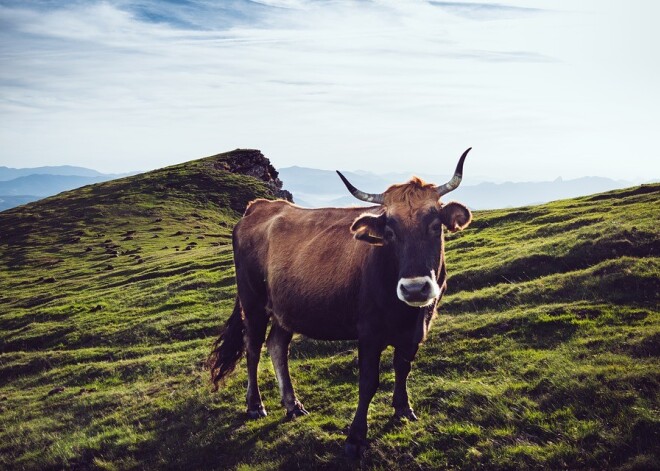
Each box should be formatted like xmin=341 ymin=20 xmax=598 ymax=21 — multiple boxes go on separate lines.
xmin=337 ymin=149 xmax=472 ymax=307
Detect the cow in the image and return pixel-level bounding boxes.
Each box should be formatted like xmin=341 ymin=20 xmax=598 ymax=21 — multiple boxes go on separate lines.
xmin=209 ymin=149 xmax=473 ymax=457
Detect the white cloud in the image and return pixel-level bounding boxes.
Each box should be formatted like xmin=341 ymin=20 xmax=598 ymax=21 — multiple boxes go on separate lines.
xmin=0 ymin=0 xmax=658 ymax=182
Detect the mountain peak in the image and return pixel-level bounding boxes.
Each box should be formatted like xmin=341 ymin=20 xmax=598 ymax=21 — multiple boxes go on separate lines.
xmin=207 ymin=149 xmax=292 ymax=202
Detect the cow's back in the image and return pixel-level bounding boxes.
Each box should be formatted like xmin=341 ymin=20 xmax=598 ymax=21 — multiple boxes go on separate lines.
xmin=233 ymin=199 xmax=379 ymax=340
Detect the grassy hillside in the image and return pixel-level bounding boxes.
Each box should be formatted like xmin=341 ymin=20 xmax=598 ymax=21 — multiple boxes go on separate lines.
xmin=0 ymin=152 xmax=658 ymax=470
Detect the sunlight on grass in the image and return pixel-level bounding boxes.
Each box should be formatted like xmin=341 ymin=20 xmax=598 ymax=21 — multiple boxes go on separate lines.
xmin=0 ymin=158 xmax=658 ymax=470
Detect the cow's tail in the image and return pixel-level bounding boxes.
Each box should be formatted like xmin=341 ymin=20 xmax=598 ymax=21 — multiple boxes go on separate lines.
xmin=208 ymin=296 xmax=246 ymax=391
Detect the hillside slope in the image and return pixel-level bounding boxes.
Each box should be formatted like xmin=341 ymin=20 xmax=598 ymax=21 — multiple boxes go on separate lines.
xmin=0 ymin=195 xmax=40 ymax=212
xmin=0 ymin=155 xmax=658 ymax=470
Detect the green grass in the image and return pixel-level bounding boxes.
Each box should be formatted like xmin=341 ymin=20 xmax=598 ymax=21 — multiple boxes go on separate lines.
xmin=0 ymin=154 xmax=658 ymax=470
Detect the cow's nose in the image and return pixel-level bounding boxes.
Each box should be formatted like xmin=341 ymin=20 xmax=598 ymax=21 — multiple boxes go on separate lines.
xmin=399 ymin=280 xmax=431 ymax=298
xmin=397 ymin=275 xmax=440 ymax=307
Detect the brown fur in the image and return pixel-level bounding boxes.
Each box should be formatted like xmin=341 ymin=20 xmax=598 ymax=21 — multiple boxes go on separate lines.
xmin=383 ymin=177 xmax=440 ymax=223
xmin=383 ymin=176 xmax=438 ymax=206
xmin=233 ymin=200 xmax=372 ymax=338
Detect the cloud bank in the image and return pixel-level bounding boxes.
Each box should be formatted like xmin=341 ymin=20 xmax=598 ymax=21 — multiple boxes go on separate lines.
xmin=0 ymin=0 xmax=658 ymax=181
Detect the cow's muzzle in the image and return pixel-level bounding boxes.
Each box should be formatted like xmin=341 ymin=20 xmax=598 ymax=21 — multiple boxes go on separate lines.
xmin=396 ymin=273 xmax=440 ymax=307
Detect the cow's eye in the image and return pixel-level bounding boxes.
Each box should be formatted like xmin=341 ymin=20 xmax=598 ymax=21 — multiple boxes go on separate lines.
xmin=384 ymin=227 xmax=396 ymax=241
xmin=429 ymin=220 xmax=442 ymax=235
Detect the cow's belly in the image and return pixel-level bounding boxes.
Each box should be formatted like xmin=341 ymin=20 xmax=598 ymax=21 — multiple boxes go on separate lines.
xmin=267 ymin=281 xmax=360 ymax=340
xmin=272 ymin=309 xmax=359 ymax=340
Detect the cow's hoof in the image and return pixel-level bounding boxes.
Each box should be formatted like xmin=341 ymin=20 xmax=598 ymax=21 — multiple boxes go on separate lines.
xmin=246 ymin=405 xmax=267 ymax=419
xmin=344 ymin=438 xmax=367 ymax=459
xmin=394 ymin=407 xmax=418 ymax=421
xmin=286 ymin=403 xmax=309 ymax=420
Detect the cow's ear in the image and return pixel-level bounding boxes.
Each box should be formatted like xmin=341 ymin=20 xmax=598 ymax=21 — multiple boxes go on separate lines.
xmin=440 ymin=202 xmax=472 ymax=233
xmin=351 ymin=213 xmax=386 ymax=245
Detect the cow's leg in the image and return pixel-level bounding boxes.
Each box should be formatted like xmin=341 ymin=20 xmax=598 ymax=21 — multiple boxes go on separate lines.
xmin=345 ymin=339 xmax=383 ymax=458
xmin=243 ymin=302 xmax=269 ymax=419
xmin=266 ymin=322 xmax=308 ymax=419
xmin=392 ymin=346 xmax=419 ymax=421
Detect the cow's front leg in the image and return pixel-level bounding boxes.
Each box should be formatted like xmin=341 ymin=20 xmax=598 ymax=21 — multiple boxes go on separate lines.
xmin=345 ymin=339 xmax=383 ymax=459
xmin=392 ymin=346 xmax=419 ymax=421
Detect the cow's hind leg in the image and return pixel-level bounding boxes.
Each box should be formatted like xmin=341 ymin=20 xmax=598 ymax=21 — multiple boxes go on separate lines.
xmin=243 ymin=300 xmax=269 ymax=419
xmin=266 ymin=322 xmax=308 ymax=419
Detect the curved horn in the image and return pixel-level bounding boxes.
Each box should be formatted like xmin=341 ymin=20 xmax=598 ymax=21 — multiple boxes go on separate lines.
xmin=336 ymin=171 xmax=385 ymax=204
xmin=436 ymin=147 xmax=471 ymax=197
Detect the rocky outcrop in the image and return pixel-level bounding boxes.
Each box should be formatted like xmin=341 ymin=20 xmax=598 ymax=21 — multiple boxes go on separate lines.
xmin=212 ymin=149 xmax=293 ymax=202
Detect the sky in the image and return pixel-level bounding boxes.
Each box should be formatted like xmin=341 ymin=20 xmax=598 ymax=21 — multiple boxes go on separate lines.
xmin=0 ymin=0 xmax=658 ymax=182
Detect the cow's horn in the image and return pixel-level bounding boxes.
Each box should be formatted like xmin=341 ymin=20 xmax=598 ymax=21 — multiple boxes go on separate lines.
xmin=436 ymin=147 xmax=471 ymax=197
xmin=336 ymin=171 xmax=385 ymax=204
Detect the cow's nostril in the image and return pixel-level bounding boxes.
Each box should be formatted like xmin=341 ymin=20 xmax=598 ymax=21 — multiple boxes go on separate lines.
xmin=398 ymin=277 xmax=438 ymax=304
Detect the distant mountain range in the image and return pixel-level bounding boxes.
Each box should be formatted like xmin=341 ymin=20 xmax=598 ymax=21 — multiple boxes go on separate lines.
xmin=0 ymin=166 xmax=138 ymax=211
xmin=0 ymin=174 xmax=115 ymax=196
xmin=0 ymin=165 xmax=108 ymax=180
xmin=278 ymin=166 xmax=654 ymax=209
xmin=0 ymin=163 xmax=654 ymax=212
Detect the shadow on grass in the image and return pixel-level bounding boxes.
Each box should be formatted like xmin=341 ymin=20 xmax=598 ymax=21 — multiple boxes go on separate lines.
xmin=102 ymin=394 xmax=363 ymax=471
xmin=435 ymin=313 xmax=579 ymax=351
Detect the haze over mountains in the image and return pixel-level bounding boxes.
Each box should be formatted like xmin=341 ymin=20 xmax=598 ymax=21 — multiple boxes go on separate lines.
xmin=0 ymin=162 xmax=652 ymax=212
xmin=0 ymin=165 xmax=107 ymax=180
xmin=0 ymin=166 xmax=137 ymax=211
xmin=278 ymin=166 xmax=650 ymax=209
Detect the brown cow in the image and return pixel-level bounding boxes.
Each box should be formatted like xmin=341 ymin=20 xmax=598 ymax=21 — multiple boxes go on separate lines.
xmin=209 ymin=149 xmax=473 ymax=457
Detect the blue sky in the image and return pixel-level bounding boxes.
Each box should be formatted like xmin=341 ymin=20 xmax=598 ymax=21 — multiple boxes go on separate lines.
xmin=0 ymin=0 xmax=658 ymax=182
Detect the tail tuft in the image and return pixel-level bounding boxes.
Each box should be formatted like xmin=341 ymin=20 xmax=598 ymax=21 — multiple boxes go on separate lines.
xmin=208 ymin=297 xmax=246 ymax=391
